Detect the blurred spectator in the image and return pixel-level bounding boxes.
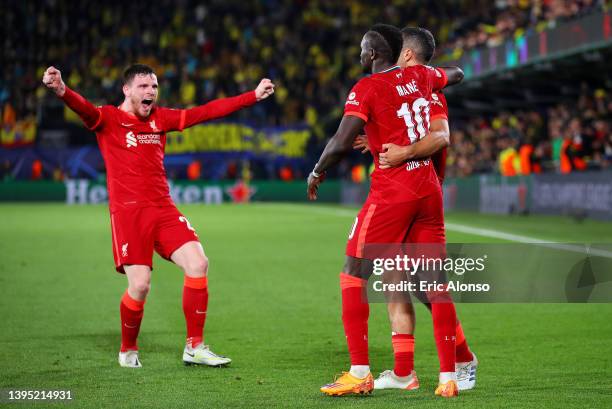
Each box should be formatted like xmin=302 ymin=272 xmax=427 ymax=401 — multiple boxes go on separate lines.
xmin=187 ymin=160 xmax=202 ymax=180
xmin=279 ymin=165 xmax=294 ymax=181
xmin=351 ymin=164 xmax=367 ymax=183
xmin=31 ymin=159 xmax=43 ymax=180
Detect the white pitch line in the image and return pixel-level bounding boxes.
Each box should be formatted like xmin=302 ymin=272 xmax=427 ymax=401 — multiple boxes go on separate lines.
xmin=445 ymin=222 xmax=612 ymax=259
xmin=444 ymin=222 xmax=541 ymax=243
xmin=275 ymin=204 xmax=612 ymax=259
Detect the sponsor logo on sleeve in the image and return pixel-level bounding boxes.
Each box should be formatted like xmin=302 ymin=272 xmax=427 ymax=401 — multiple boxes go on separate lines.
xmin=430 ymin=92 xmax=443 ymax=107
xmin=346 ymin=91 xmax=360 ymax=106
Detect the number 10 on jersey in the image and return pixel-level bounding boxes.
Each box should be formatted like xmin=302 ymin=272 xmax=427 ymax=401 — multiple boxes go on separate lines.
xmin=397 ymin=97 xmax=430 ymax=143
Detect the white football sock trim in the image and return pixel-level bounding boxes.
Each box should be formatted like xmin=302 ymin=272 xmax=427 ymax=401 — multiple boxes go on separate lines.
xmin=439 ymin=371 xmax=456 ymax=383
xmin=350 ymin=365 xmax=370 ymax=378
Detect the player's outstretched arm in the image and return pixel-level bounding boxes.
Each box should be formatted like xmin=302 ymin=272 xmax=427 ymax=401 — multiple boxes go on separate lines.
xmin=42 ymin=66 xmax=102 ymax=130
xmin=307 ymin=115 xmax=365 ymax=200
xmin=439 ymin=67 xmax=464 ymax=87
xmin=178 ymin=79 xmax=275 ymax=130
xmin=379 ymin=118 xmax=449 ymax=169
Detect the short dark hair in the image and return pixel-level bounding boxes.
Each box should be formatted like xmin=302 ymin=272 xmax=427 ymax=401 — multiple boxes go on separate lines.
xmin=123 ymin=64 xmax=155 ymax=85
xmin=369 ymin=24 xmax=403 ymax=65
xmin=401 ymin=27 xmax=436 ymax=63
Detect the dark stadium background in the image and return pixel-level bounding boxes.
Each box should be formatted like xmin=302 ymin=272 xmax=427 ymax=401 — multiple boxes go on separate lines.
xmin=2 ymin=0 xmax=611 ymax=194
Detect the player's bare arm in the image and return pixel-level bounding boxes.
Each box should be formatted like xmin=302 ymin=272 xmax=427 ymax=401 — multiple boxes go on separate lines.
xmin=307 ymin=115 xmax=365 ymax=200
xmin=440 ymin=67 xmax=464 ymax=87
xmin=379 ymin=117 xmax=450 ymax=169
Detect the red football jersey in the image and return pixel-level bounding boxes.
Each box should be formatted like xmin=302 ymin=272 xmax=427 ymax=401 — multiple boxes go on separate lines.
xmin=61 ymin=87 xmax=256 ymax=212
xmin=94 ymin=106 xmax=182 ymax=211
xmin=429 ymin=91 xmax=449 ymax=184
xmin=344 ymin=65 xmax=447 ymax=204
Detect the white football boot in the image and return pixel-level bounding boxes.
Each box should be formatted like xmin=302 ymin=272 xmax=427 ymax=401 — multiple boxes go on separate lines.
xmin=183 ymin=343 xmax=232 ymax=367
xmin=118 ymin=350 xmax=142 ymax=368
xmin=374 ymin=370 xmax=420 ymax=390
xmin=456 ymin=352 xmax=478 ymax=390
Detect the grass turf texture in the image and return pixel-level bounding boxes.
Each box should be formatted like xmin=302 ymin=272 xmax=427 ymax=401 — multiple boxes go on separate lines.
xmin=0 ymin=203 xmax=611 ymax=408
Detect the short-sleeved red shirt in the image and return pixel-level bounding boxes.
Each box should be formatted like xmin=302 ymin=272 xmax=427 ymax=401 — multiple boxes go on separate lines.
xmin=344 ymin=65 xmax=447 ymax=204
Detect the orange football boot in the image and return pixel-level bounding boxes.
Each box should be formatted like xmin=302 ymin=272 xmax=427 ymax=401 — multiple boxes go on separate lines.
xmin=320 ymin=371 xmax=374 ymax=396
xmin=435 ymin=380 xmax=459 ymax=398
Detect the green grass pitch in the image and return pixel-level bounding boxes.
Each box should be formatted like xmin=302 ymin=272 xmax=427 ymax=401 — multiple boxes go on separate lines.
xmin=1 ymin=203 xmax=611 ymax=408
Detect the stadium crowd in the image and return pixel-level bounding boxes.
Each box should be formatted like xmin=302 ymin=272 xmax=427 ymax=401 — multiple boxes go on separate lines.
xmin=447 ymin=85 xmax=612 ymax=176
xmin=2 ymin=0 xmax=611 ymax=180
xmin=437 ymin=0 xmax=606 ymax=61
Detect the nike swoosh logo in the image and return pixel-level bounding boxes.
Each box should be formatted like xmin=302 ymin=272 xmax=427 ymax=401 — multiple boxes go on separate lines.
xmin=185 ymin=352 xmax=195 ymax=358
xmin=195 ymin=310 xmax=206 ymax=315
xmin=121 ymin=123 xmax=135 ymax=127
xmin=124 ymin=323 xmax=138 ymax=328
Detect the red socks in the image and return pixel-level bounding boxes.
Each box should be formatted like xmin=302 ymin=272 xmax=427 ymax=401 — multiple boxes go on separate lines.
xmin=183 ymin=275 xmax=208 ymax=348
xmin=455 ymin=321 xmax=474 ymax=362
xmin=425 ymin=302 xmax=474 ymax=364
xmin=340 ymin=273 xmax=369 ymax=365
xmin=120 ymin=291 xmax=145 ymax=352
xmin=392 ymin=334 xmax=415 ymax=376
xmin=430 ymin=301 xmax=457 ymax=373
xmin=120 ymin=275 xmax=209 ymax=352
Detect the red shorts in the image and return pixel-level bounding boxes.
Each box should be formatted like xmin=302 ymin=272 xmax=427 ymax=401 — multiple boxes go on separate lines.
xmin=109 ymin=205 xmax=200 ymax=273
xmin=345 ymin=192 xmax=445 ymax=259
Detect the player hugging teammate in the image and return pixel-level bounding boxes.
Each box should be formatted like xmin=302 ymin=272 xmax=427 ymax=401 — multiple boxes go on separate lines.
xmin=308 ymin=24 xmax=477 ymax=398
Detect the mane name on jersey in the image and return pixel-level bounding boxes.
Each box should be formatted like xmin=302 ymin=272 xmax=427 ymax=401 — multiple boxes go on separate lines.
xmin=396 ymin=79 xmax=419 ymax=97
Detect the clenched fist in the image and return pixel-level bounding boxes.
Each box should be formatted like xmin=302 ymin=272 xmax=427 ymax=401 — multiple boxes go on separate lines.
xmin=255 ymin=78 xmax=275 ymax=101
xmin=42 ymin=66 xmax=66 ymax=97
